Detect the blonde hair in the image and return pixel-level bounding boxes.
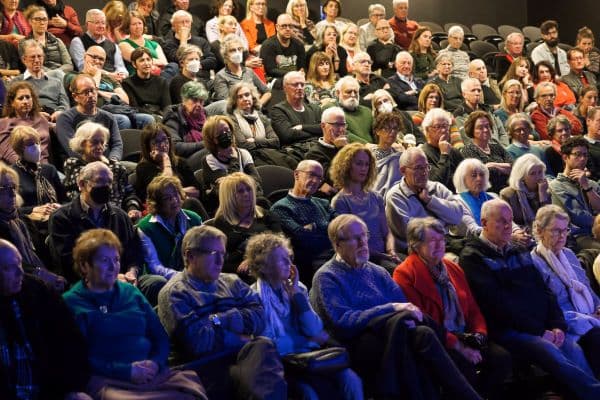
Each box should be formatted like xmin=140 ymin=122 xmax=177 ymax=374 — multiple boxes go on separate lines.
xmin=215 ymin=172 xmax=263 ymax=225
xmin=329 ymin=143 xmax=376 ymax=190
xmin=10 ymin=126 xmax=39 ymax=156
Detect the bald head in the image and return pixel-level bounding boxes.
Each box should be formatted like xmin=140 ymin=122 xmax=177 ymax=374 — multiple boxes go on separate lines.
xmin=0 ymin=239 xmax=23 ymax=297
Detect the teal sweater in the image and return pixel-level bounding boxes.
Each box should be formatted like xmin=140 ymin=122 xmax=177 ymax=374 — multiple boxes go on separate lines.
xmin=63 ymin=281 xmax=169 ymax=380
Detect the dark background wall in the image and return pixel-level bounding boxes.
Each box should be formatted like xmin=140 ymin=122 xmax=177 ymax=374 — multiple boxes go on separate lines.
xmin=62 ymin=0 xmax=598 ymax=45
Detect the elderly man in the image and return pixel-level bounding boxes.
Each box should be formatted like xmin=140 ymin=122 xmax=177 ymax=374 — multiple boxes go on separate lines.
xmin=271 ymin=71 xmax=322 ymax=159
xmin=550 ymin=137 xmax=600 ymax=251
xmin=438 ymin=25 xmax=470 ymax=81
xmin=48 ymin=161 xmax=141 ymax=284
xmin=305 ymin=106 xmax=348 ymax=197
xmin=69 ymin=9 xmax=127 ymax=80
xmin=388 ymin=0 xmax=418 ymax=50
xmin=495 ymin=32 xmax=525 ymax=79
xmin=385 ymin=147 xmax=462 ymax=252
xmin=14 ymin=39 xmax=69 ymax=122
xmin=531 ymin=20 xmax=569 ymax=77
xmin=310 ymin=214 xmax=482 ymax=400
xmin=0 ymin=240 xmax=91 ymax=399
xmin=387 ymin=51 xmax=424 ymax=111
xmin=353 ymin=51 xmax=389 ymax=106
xmin=585 ymin=106 xmax=600 ymax=180
xmin=260 ymin=13 xmax=306 ymax=81
xmin=562 ymin=48 xmax=598 ymax=100
xmin=55 ymin=74 xmax=122 ymax=165
xmin=358 ymin=4 xmax=386 ymax=51
xmin=530 ymin=82 xmax=583 ymax=140
xmin=326 ymin=76 xmax=373 ymax=143
xmin=430 ymin=54 xmax=463 ymax=112
xmin=460 ymin=199 xmax=600 ymax=400
xmin=158 ymin=0 xmax=205 ymax=38
xmin=163 ymin=10 xmax=215 ymax=84
xmin=453 ymin=78 xmax=509 ymax=147
xmin=270 ymin=160 xmax=336 ymax=283
xmin=468 ymin=59 xmax=501 ymax=107
xmin=157 ymin=225 xmax=286 ymax=399
xmin=421 ymin=108 xmax=464 ymax=192
xmin=366 ymin=19 xmax=401 ymax=78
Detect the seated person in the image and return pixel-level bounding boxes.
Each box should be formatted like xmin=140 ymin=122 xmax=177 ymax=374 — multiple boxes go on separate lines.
xmin=56 ymin=74 xmax=123 ymax=165
xmin=387 ymin=51 xmax=424 ymax=111
xmin=326 ymin=76 xmax=373 ymax=144
xmin=48 ymin=161 xmax=142 ymax=284
xmin=368 ymin=110 xmax=404 ymax=197
xmin=119 ymin=10 xmax=169 ymax=76
xmin=562 ymin=48 xmax=597 ymax=101
xmin=163 ymin=80 xmax=209 ymax=159
xmin=0 ymin=240 xmax=90 ymax=399
xmin=437 ymin=25 xmax=469 ymax=80
xmin=157 ymin=225 xmax=287 ymax=399
xmin=394 ymin=217 xmax=512 ymax=399
xmin=306 ymin=23 xmax=347 ymax=77
xmin=122 ymin=47 xmax=171 ymax=117
xmin=469 ymin=59 xmax=501 ymax=107
xmin=500 ymin=153 xmax=551 ymax=230
xmin=352 ymin=51 xmax=389 ymax=107
xmin=460 ymin=199 xmax=600 ymax=400
xmin=270 ymin=160 xmax=336 ymax=283
xmin=408 ymin=26 xmax=437 ymax=80
xmin=63 ymin=228 xmax=207 ymax=399
xmin=206 ymin=172 xmax=281 ymax=275
xmin=310 ymin=214 xmax=483 ymax=400
xmin=303 ymin=50 xmax=336 ymax=106
xmin=0 ymin=0 xmax=31 ymax=46
xmin=530 ymin=82 xmax=583 ymax=141
xmin=504 ymin=113 xmax=547 ymax=162
xmin=260 ymin=13 xmax=306 ymax=81
xmin=169 ymin=44 xmax=213 ymax=105
xmin=550 ymin=136 xmax=600 ymax=251
xmin=429 ymin=54 xmax=466 ymax=113
xmin=532 ymin=60 xmax=576 ymax=110
xmin=36 ymin=0 xmax=83 ymax=47
xmin=246 ymin=232 xmax=363 ymax=399
xmin=371 ymin=88 xmax=422 ymax=141
xmin=385 ymin=147 xmax=462 ymax=252
xmin=544 ymin=115 xmax=572 ymax=177
xmin=158 ymin=0 xmax=205 ymax=38
xmin=366 ymin=18 xmax=400 ymax=78
xmin=205 ymin=0 xmax=248 ymax=46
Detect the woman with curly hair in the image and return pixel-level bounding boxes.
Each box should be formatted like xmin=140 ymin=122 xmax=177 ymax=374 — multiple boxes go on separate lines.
xmin=330 ymin=142 xmax=400 ymax=270
xmin=409 ymin=26 xmax=437 ymax=80
xmin=304 ymin=51 xmax=336 ymax=106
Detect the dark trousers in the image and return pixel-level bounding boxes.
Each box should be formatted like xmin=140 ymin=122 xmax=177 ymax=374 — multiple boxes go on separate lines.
xmin=579 ymin=326 xmax=600 ymax=379
xmin=348 ymin=312 xmax=482 ymax=400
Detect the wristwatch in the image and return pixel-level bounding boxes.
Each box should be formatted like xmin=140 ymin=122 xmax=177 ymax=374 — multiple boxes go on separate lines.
xmin=209 ymin=314 xmax=222 ymax=327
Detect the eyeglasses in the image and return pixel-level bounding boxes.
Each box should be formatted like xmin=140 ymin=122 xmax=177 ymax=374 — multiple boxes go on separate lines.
xmin=406 ymin=164 xmax=431 ymax=173
xmin=429 ymin=123 xmax=449 ymax=131
xmin=76 ymin=88 xmax=98 ymax=96
xmin=86 ymin=53 xmax=106 ymax=62
xmin=31 ymin=16 xmax=48 ymax=22
xmin=286 ymin=81 xmax=305 ymax=88
xmin=325 ymin=121 xmax=347 ymax=129
xmin=26 ymin=54 xmax=43 ymax=60
xmin=278 ymin=23 xmax=293 ymax=29
xmin=549 ymin=227 xmax=571 ymax=237
xmin=0 ymin=185 xmax=17 ymax=195
xmin=88 ymin=20 xmax=106 ymax=25
xmin=376 ymin=26 xmax=390 ymax=31
xmin=297 ymin=170 xmax=323 ymax=181
xmin=338 ymin=232 xmax=369 ymax=244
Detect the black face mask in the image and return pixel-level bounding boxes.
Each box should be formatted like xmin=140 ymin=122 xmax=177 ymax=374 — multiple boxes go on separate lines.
xmin=90 ymin=185 xmax=111 ymax=204
xmin=217 ymin=132 xmax=233 ymax=148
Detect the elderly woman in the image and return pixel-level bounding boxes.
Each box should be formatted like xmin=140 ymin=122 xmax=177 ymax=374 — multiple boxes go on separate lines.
xmin=574 ymin=86 xmax=598 ymax=132
xmin=119 ymin=10 xmax=169 ymax=76
xmin=0 ymin=81 xmax=50 ymax=165
xmin=306 ymin=23 xmax=348 ymax=77
xmin=63 ymin=228 xmax=207 ymax=399
xmin=10 ymin=126 xmax=65 ymax=218
xmin=0 ymin=162 xmax=66 ymax=291
xmin=169 ymin=44 xmax=211 ymax=104
xmin=35 ymin=0 xmax=83 ymax=46
xmin=533 ymin=60 xmax=576 ymax=109
xmin=371 ymin=88 xmax=421 ymax=142
xmin=460 ymin=110 xmax=513 ymax=194
xmin=394 ymin=217 xmax=512 ymax=400
xmin=205 ymin=0 xmax=248 ymax=47
xmin=246 ymin=232 xmax=363 ymax=399
xmin=240 ymin=0 xmax=275 ymax=55
xmin=285 ymin=0 xmax=315 ymax=45
xmin=368 ymin=111 xmax=404 ymax=196
xmin=499 ymin=57 xmax=533 ymax=103
xmin=0 ymin=0 xmax=30 ymax=46
xmin=505 ymin=113 xmax=547 ymax=161
xmin=430 ymin=54 xmax=464 ymax=112
xmin=408 ymin=26 xmax=437 ymax=80
xmin=213 ymin=33 xmax=270 ymax=103
xmin=225 ymin=82 xmax=280 ymax=157
xmin=206 ymin=172 xmax=281 ymax=275
xmin=340 ymin=23 xmax=360 ymax=73
xmin=304 ymin=51 xmax=336 ymax=105
xmin=531 ymin=205 xmax=600 ymax=378
xmin=545 ymin=115 xmax=572 ymax=177
xmin=163 ymin=80 xmax=210 ymax=159
xmin=135 ymin=123 xmax=199 ymax=205
xmin=22 ymin=5 xmax=72 ymax=73
xmin=500 ymin=153 xmax=551 ymax=231
xmin=137 ymin=175 xmax=203 ymax=305
xmin=330 ymin=142 xmax=399 ymax=270
xmin=494 ymin=79 xmax=529 ymax=130
xmin=63 ymin=122 xmax=141 ymax=218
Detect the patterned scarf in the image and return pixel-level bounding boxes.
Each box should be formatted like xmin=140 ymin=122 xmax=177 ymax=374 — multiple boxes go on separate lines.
xmin=255 ymin=278 xmax=289 ymax=340
xmin=425 ymin=260 xmax=466 ymax=333
xmin=0 ymin=208 xmax=44 ymax=269
xmin=16 ymin=160 xmax=57 ymax=206
xmin=233 ymin=109 xmax=266 ymax=141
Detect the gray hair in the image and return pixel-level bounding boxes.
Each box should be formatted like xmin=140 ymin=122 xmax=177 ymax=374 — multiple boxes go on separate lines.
xmin=321 ymin=106 xmax=344 ymax=123
xmin=283 ymin=70 xmax=305 ymax=86
xmin=85 ymin=9 xmax=104 ymax=24
xmin=181 ymin=80 xmax=209 ymax=102
xmin=453 ymin=158 xmax=491 ymax=193
xmin=534 ymin=81 xmax=556 ymax=99
xmin=422 ymin=107 xmax=451 ymax=131
xmin=461 ymin=77 xmax=480 ymax=93
xmin=480 ymin=198 xmax=511 ymax=221
xmin=508 ymin=153 xmax=547 ymax=191
xmin=368 ymin=4 xmax=385 ymax=16
xmin=171 ymin=9 xmax=192 ymax=24
xmin=395 ymin=50 xmax=412 ymax=64
xmin=392 ymin=0 xmax=408 ymax=7
xmin=506 ymin=112 xmax=534 ymax=138
xmin=285 ymin=0 xmax=308 ymax=18
xmin=226 ymin=81 xmax=261 ymax=114
xmin=407 ymin=216 xmax=445 ymax=253
xmin=399 ymin=146 xmax=426 ymax=168
xmin=533 ymin=204 xmax=569 ymax=240
xmin=175 ymin=44 xmax=202 ymax=64
xmin=500 ymin=79 xmax=525 ymax=112
xmin=327 ymin=214 xmax=367 ymax=246
xmin=69 ymin=122 xmax=109 ymax=153
xmin=220 ymin=33 xmax=244 ymax=61
xmin=448 ymin=25 xmax=464 ymax=37
xmin=547 ymin=115 xmax=571 ymax=138
xmin=505 ymin=32 xmax=524 ymax=51
xmin=245 ymin=232 xmax=293 ymax=279
xmin=182 ymin=225 xmax=227 ymax=268
xmin=315 ymin=23 xmax=339 ymax=48
xmin=295 ymin=159 xmax=322 ymax=172
xmin=18 ymin=39 xmax=43 ymax=58
xmin=435 ymin=54 xmax=453 ymax=66
xmin=334 ymin=75 xmax=359 ymax=95
xmin=78 ymin=160 xmax=112 ymax=184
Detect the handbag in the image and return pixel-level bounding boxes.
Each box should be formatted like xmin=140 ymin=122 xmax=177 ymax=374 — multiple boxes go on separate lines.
xmin=282 ymin=346 xmax=350 ymax=375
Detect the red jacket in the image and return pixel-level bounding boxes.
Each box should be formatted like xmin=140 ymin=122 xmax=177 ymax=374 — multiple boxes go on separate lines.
xmin=240 ymin=17 xmax=276 ymax=52
xmin=530 ymin=107 xmax=583 ymax=141
xmin=388 ymin=16 xmax=418 ymax=50
xmin=393 ymin=253 xmax=487 ymax=349
xmin=47 ymin=5 xmax=83 ymax=47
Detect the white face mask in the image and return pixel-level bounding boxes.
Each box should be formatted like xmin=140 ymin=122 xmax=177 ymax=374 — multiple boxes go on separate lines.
xmin=23 ymin=143 xmax=41 ymax=163
xmin=229 ymin=51 xmax=243 ymax=65
xmin=378 ymin=101 xmax=394 ymax=114
xmin=186 ymin=59 xmax=201 ymax=73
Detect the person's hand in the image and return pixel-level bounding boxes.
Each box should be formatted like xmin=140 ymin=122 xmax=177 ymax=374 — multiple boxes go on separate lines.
xmin=128 ymin=209 xmax=142 ymax=221
xmin=325 ymin=43 xmax=337 ymax=57
xmin=245 ymin=56 xmax=263 ymax=68
xmin=456 ymin=341 xmax=483 ymax=364
xmin=177 ymin=26 xmax=191 ymax=41
xmin=333 ymin=136 xmax=348 ymax=148
xmin=303 ymin=222 xmax=316 ymax=231
xmin=123 ymin=268 xmax=138 ymax=286
xmin=35 ymin=268 xmax=67 ymax=292
xmin=50 ymin=111 xmax=62 ymax=122
xmin=237 ymin=259 xmax=250 ymax=275
xmin=438 ymin=139 xmax=451 ymax=155
xmin=417 ymin=188 xmax=431 ymax=204
xmin=284 ymin=264 xmax=300 ymax=295
xmin=511 ymin=228 xmax=532 ymax=247
xmin=392 ymin=302 xmax=423 ymax=322
xmin=552 ymin=328 xmax=565 ymax=347
xmin=292 ymin=124 xmax=302 ymax=130
xmin=64 ymin=392 xmax=93 ymax=400
xmin=30 ymin=203 xmax=60 ymax=220
xmin=568 ymin=168 xmax=589 ymax=189
xmin=319 ymin=182 xmax=337 ymax=195
xmin=131 ymin=360 xmax=159 ymax=384
xmin=50 ymin=15 xmax=68 ymax=28
xmin=183 ymin=186 xmax=199 ymax=198
xmin=40 ymin=111 xmax=51 ymax=121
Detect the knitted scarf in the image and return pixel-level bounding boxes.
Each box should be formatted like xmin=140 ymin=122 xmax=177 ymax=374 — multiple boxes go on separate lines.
xmin=255 ymin=278 xmax=289 ymax=340
xmin=426 ymin=260 xmax=466 ymax=334
xmin=16 ymin=160 xmax=57 ymax=206
xmin=183 ymin=106 xmax=206 ymax=143
xmin=233 ymin=109 xmax=266 ymax=141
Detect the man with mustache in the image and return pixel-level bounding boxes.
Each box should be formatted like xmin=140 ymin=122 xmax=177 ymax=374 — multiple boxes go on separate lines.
xmin=326 ymin=75 xmax=373 ymax=144
xmin=531 ymin=20 xmax=570 ymax=77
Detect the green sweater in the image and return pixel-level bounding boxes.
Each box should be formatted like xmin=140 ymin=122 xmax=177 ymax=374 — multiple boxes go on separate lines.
xmin=324 ymin=102 xmax=374 ymax=144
